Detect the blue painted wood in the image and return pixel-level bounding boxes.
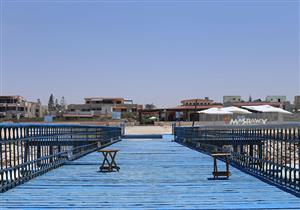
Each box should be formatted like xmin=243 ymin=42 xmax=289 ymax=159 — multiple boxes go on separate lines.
xmin=123 ymin=134 xmax=163 ymax=139
xmin=1 ymin=138 xmax=299 ymax=209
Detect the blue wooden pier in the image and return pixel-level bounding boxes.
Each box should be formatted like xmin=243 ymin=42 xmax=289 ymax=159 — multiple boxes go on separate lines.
xmin=1 ymin=136 xmax=299 ymax=209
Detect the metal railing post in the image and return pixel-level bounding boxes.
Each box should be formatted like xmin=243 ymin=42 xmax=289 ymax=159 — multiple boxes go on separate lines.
xmin=173 ymin=123 xmax=300 ymax=195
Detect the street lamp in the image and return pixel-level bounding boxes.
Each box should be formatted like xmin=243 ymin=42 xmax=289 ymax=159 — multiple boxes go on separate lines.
xmin=192 ymin=99 xmax=198 ymax=127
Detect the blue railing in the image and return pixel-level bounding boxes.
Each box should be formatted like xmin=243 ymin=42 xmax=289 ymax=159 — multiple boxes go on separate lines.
xmin=174 ymin=123 xmax=300 ymax=195
xmin=0 ymin=124 xmax=122 ymax=192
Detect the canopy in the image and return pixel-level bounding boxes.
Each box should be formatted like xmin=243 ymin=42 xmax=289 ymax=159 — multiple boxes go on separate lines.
xmin=222 ymin=106 xmax=252 ymax=114
xmin=198 ymin=108 xmax=233 ymax=115
xmin=199 ymin=107 xmax=251 ymax=115
xmin=242 ymin=105 xmax=292 ymax=114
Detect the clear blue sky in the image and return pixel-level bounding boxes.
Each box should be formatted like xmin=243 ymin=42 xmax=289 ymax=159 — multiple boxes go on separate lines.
xmin=1 ymin=0 xmax=299 ymax=107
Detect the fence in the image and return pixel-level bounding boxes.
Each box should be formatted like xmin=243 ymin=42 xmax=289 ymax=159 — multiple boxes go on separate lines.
xmin=0 ymin=124 xmax=122 ymax=192
xmin=174 ymin=123 xmax=300 ymax=195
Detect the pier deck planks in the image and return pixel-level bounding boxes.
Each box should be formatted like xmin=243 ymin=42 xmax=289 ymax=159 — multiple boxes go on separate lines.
xmin=1 ymin=137 xmax=299 ymax=209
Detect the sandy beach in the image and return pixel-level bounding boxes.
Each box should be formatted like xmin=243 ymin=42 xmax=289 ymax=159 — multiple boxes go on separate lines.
xmin=125 ymin=125 xmax=172 ymax=135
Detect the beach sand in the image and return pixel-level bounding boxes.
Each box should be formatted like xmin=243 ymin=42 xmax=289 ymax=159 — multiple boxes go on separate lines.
xmin=125 ymin=125 xmax=172 ymax=135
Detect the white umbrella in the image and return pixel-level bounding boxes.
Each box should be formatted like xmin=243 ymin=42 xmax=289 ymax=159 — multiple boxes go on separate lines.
xmin=222 ymin=106 xmax=252 ymax=114
xmin=198 ymin=108 xmax=232 ymax=123
xmin=198 ymin=108 xmax=233 ymax=115
xmin=242 ymin=105 xmax=292 ymax=114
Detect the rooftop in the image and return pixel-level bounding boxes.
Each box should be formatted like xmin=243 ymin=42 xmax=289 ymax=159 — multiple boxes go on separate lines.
xmin=232 ymin=102 xmax=281 ymax=107
xmin=1 ymin=137 xmax=299 ymax=209
xmin=84 ymin=97 xmax=124 ymax=101
xmin=168 ymin=104 xmax=223 ymax=110
xmin=0 ymin=95 xmax=25 ymax=100
xmin=181 ymin=98 xmax=213 ymax=103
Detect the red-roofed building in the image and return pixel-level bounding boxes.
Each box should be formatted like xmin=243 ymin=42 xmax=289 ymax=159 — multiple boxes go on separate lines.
xmin=165 ymin=98 xmax=223 ymax=121
xmin=139 ymin=98 xmax=223 ymax=122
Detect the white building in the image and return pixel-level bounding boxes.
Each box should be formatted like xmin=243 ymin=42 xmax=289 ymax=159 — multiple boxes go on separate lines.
xmin=65 ymin=97 xmax=141 ymax=118
xmin=265 ymin=96 xmax=286 ymax=103
xmin=0 ymin=95 xmax=43 ymax=118
xmin=223 ymin=96 xmax=241 ymax=105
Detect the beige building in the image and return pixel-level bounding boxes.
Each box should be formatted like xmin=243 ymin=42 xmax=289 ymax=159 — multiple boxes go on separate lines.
xmin=266 ymin=96 xmax=286 ymax=103
xmin=294 ymin=96 xmax=300 ymax=112
xmin=181 ymin=97 xmax=214 ymax=106
xmin=139 ymin=98 xmax=223 ymax=122
xmin=223 ymin=96 xmax=241 ymax=106
xmin=65 ymin=97 xmax=142 ymax=118
xmin=0 ymin=95 xmax=43 ymax=119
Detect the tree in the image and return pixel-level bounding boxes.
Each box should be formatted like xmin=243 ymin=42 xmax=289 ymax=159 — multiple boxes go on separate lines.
xmin=48 ymin=94 xmax=55 ymax=112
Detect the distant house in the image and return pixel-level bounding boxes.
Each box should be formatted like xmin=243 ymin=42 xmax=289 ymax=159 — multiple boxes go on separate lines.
xmin=139 ymin=98 xmax=223 ymax=122
xmin=0 ymin=95 xmax=43 ymax=119
xmin=265 ymin=96 xmax=286 ymax=103
xmin=223 ymin=96 xmax=241 ymax=106
xmin=64 ymin=97 xmax=142 ymax=119
xmin=165 ymin=98 xmax=223 ymax=121
xmin=294 ymin=96 xmax=300 ymax=112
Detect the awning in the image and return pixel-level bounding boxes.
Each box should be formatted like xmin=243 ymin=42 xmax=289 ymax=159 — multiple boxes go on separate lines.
xmin=222 ymin=106 xmax=252 ymax=114
xmin=242 ymin=105 xmax=292 ymax=114
xmin=198 ymin=108 xmax=233 ymax=115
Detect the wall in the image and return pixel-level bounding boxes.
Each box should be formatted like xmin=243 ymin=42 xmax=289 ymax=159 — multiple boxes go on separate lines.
xmin=154 ymin=113 xmax=300 ymax=125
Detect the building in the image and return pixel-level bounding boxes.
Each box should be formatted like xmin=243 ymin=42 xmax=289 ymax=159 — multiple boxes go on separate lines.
xmin=139 ymin=98 xmax=223 ymax=122
xmin=167 ymin=98 xmax=223 ymax=121
xmin=224 ymin=95 xmax=291 ymax=110
xmin=223 ymin=96 xmax=241 ymax=106
xmin=265 ymin=96 xmax=286 ymax=103
xmin=181 ymin=97 xmax=214 ymax=106
xmin=0 ymin=95 xmax=43 ymax=119
xmin=65 ymin=97 xmax=142 ymax=119
xmin=294 ymin=96 xmax=300 ymax=112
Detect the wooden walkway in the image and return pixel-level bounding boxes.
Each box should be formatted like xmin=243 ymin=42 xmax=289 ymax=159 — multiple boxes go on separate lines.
xmin=1 ymin=137 xmax=299 ymax=209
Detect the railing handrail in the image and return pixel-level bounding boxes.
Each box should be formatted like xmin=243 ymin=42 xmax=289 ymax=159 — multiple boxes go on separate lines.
xmin=174 ymin=124 xmax=300 ymax=196
xmin=0 ymin=123 xmax=121 ymax=129
xmin=0 ymin=123 xmax=122 ymax=193
xmin=176 ymin=122 xmax=300 ymax=130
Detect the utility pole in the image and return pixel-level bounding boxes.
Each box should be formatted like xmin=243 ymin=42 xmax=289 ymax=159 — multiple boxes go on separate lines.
xmin=192 ymin=99 xmax=198 ymax=127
